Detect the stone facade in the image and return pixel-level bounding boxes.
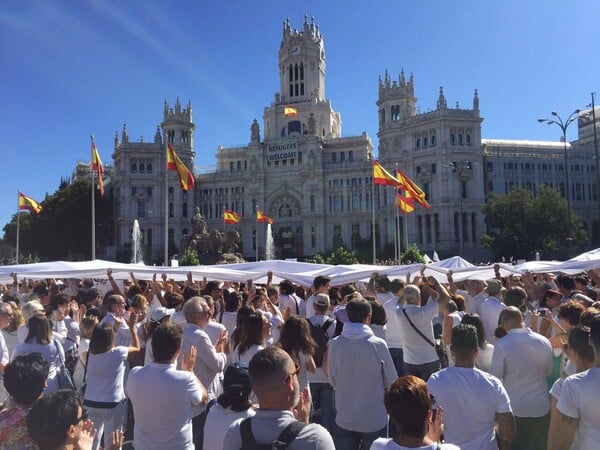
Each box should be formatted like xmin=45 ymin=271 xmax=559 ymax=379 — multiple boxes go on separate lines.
xmin=105 ymin=16 xmax=599 ymax=263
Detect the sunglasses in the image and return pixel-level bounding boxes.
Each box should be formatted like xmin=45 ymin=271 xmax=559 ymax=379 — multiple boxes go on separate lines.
xmin=286 ymin=363 xmax=300 ymax=381
xmin=74 ymin=409 xmax=88 ymax=425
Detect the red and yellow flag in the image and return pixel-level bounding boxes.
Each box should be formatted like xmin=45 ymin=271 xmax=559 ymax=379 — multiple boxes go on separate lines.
xmin=91 ymin=137 xmax=104 ymax=197
xmin=396 ymin=168 xmax=430 ymax=209
xmin=396 ymin=190 xmax=415 ymax=214
xmin=19 ymin=192 xmax=42 ymax=214
xmin=256 ymin=210 xmax=274 ymax=224
xmin=167 ymin=143 xmax=195 ymax=191
xmin=373 ymin=161 xmax=403 ymax=187
xmin=224 ymin=210 xmax=241 ymax=224
xmin=284 ymin=107 xmax=298 ymax=117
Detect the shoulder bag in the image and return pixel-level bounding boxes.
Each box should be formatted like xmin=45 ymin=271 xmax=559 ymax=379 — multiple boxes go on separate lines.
xmin=54 ymin=340 xmax=76 ymax=390
xmin=402 ymin=309 xmax=448 ymax=368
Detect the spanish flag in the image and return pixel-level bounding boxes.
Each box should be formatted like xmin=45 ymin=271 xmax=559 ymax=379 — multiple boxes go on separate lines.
xmin=91 ymin=136 xmax=104 ymax=197
xmin=19 ymin=192 xmax=42 ymax=214
xmin=396 ymin=190 xmax=415 ymax=214
xmin=256 ymin=210 xmax=274 ymax=224
xmin=396 ymin=168 xmax=430 ymax=209
xmin=284 ymin=107 xmax=298 ymax=117
xmin=373 ymin=161 xmax=403 ymax=187
xmin=167 ymin=143 xmax=195 ymax=191
xmin=224 ymin=210 xmax=241 ymax=224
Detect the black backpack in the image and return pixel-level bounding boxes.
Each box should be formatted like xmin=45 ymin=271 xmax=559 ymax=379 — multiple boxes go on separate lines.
xmin=308 ymin=318 xmax=334 ymax=368
xmin=240 ymin=417 xmax=307 ymax=449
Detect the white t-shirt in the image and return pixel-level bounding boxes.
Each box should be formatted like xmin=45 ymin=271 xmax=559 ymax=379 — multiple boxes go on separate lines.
xmin=475 ymin=343 xmax=495 ymax=373
xmin=370 ymin=438 xmax=459 ymax=450
xmin=181 ymin=323 xmax=227 ymax=399
xmin=126 ymin=362 xmax=204 ymax=450
xmin=83 ymin=346 xmax=129 ymax=403
xmin=307 ymin=315 xmax=336 ymax=384
xmin=203 ymin=320 xmax=226 ymax=345
xmin=100 ymin=313 xmax=131 ymax=347
xmin=219 ymin=311 xmax=238 ymax=335
xmin=490 ymin=327 xmax=552 ymax=417
xmin=13 ymin=339 xmax=64 ymax=394
xmin=478 ymin=296 xmax=505 ymax=344
xmin=0 ymin=332 xmax=8 ymax=366
xmin=383 ymin=297 xmax=404 ymax=349
xmin=397 ymin=302 xmax=439 ymax=365
xmin=557 ymin=367 xmax=600 ymax=450
xmin=279 ymin=294 xmax=303 ymax=316
xmin=228 ymin=344 xmax=264 ymax=367
xmin=202 ymin=403 xmax=255 ymax=450
xmin=461 ymin=289 xmax=486 ymax=315
xmin=428 ymin=366 xmax=512 ymax=450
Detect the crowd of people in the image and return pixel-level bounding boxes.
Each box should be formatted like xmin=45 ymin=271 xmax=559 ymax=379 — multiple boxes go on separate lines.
xmin=0 ymin=267 xmax=599 ymax=449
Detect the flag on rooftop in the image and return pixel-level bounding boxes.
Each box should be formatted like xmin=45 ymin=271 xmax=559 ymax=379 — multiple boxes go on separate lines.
xmin=284 ymin=107 xmax=298 ymax=117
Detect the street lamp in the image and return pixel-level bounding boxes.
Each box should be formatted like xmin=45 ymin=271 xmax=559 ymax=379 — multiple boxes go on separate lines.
xmin=538 ymin=109 xmax=580 ymax=230
xmin=445 ymin=161 xmax=476 ymax=257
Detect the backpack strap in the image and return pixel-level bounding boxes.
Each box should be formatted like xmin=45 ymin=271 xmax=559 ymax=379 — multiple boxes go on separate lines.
xmin=240 ymin=418 xmax=307 ymax=449
xmin=240 ymin=417 xmax=260 ymax=447
xmin=322 ymin=318 xmax=334 ymax=332
xmin=274 ymin=420 xmax=307 ymax=447
xmin=219 ymin=309 xmax=224 ymax=323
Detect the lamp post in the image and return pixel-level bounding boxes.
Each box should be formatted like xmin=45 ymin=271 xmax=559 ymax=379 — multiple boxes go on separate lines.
xmin=538 ymin=109 xmax=580 ymax=227
xmin=446 ymin=161 xmax=475 ymax=257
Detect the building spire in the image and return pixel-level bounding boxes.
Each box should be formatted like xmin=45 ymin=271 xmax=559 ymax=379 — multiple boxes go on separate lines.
xmin=437 ymin=86 xmax=447 ymax=109
xmin=473 ymin=88 xmax=480 ymax=111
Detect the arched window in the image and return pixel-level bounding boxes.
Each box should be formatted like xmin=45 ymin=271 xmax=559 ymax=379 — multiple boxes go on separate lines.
xmin=131 ymin=162 xmax=137 ymax=173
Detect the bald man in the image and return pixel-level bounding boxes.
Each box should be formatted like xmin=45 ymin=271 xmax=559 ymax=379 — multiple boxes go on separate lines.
xmin=490 ymin=306 xmax=552 ymax=450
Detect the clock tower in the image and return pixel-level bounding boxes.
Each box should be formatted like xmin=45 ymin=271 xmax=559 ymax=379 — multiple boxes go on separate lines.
xmin=263 ymin=15 xmax=341 ymax=141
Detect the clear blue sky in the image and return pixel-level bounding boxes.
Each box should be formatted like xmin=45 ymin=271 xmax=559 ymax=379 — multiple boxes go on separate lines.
xmin=1 ymin=0 xmax=597 ymax=235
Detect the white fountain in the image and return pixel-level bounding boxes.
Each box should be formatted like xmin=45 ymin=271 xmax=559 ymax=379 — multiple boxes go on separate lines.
xmin=265 ymin=223 xmax=274 ymax=261
xmin=131 ymin=219 xmax=143 ymax=264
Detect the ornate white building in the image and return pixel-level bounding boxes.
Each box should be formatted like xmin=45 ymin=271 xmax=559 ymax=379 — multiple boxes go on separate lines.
xmin=104 ymin=16 xmax=599 ymax=263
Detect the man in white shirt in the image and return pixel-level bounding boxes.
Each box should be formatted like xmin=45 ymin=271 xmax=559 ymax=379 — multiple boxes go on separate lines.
xmin=328 ymin=299 xmax=397 ymax=449
xmin=397 ymin=280 xmax=450 ymax=381
xmin=278 ymin=280 xmax=304 ymax=317
xmin=429 ymin=324 xmax=515 ymax=450
xmin=126 ymin=322 xmax=207 ymax=450
xmin=305 ymin=276 xmax=331 ymax=320
xmin=490 ymin=306 xmax=552 ymax=450
xmin=100 ymin=294 xmax=131 ymax=347
xmin=551 ymin=314 xmax=600 ymax=450
xmin=307 ymin=294 xmax=336 ymax=435
xmin=479 ymin=279 xmax=506 ymax=344
xmin=383 ymin=279 xmax=406 ymax=377
xmin=373 ymin=275 xmax=394 ymax=304
xmin=180 ymin=297 xmax=227 ymax=399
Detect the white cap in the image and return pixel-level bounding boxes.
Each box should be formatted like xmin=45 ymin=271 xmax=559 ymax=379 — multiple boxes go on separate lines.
xmin=151 ymin=307 xmax=175 ymax=323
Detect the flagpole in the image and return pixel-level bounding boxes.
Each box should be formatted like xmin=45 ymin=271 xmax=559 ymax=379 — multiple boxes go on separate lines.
xmin=396 ymin=196 xmax=400 ymax=261
xmin=256 ymin=206 xmax=259 ymax=262
xmin=403 ymin=210 xmax=409 ymax=255
xmin=90 ymin=136 xmax=96 ymax=260
xmin=15 ymin=190 xmax=21 ymax=264
xmin=372 ymin=177 xmax=376 ymax=264
xmin=164 ymin=145 xmax=169 ymax=266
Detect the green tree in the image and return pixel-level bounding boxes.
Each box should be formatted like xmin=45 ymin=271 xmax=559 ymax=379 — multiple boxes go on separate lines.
xmin=2 ymin=180 xmax=113 ymax=261
xmin=308 ymin=245 xmax=359 ymax=265
xmin=482 ymin=186 xmax=587 ymax=260
xmin=400 ymin=243 xmax=425 ymax=264
xmin=178 ymin=247 xmax=201 ymax=266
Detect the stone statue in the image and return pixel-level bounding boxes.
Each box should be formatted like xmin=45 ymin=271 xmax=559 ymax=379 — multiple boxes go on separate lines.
xmin=180 ymin=207 xmax=243 ymax=264
xmin=190 ymin=207 xmax=208 ymax=235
